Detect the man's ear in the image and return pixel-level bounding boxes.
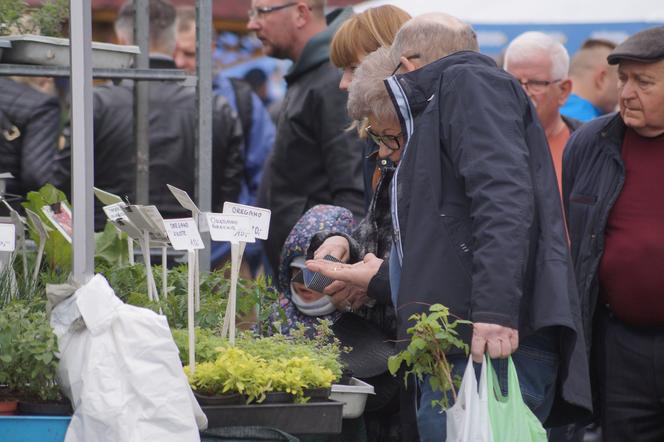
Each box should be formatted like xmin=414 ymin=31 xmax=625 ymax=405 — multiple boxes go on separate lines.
xmin=594 ymin=67 xmax=608 ymax=91
xmin=558 ymin=78 xmax=573 ymax=106
xmin=401 ymin=56 xmax=418 ymax=73
xmin=294 ymin=2 xmax=311 ymax=28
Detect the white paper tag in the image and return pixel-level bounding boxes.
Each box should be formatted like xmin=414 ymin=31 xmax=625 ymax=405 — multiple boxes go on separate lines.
xmin=206 ymin=213 xmax=256 ymax=243
xmin=163 ymin=218 xmax=204 ymax=250
xmin=103 ymin=202 xmax=128 ymax=222
xmin=141 ymin=205 xmax=168 ymax=237
xmin=93 ymin=187 xmax=124 ymax=206
xmin=222 ymin=202 xmax=271 ymax=240
xmin=0 ymin=223 xmax=16 ymax=251
xmin=167 ymin=184 xmax=200 ymax=214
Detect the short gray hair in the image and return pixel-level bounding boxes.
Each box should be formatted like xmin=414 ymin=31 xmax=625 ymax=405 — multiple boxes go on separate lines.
xmin=389 ymin=13 xmax=479 ymax=66
xmin=115 ymin=0 xmax=176 ymax=54
xmin=504 ymin=31 xmax=570 ymax=80
xmin=347 ymin=47 xmax=398 ymax=124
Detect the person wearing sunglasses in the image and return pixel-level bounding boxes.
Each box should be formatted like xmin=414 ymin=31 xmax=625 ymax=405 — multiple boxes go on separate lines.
xmin=246 ymin=0 xmax=365 ymax=275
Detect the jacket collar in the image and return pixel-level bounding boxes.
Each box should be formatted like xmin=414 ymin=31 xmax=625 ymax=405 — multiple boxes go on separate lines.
xmin=284 ymin=7 xmax=353 ymax=84
xmin=388 ymin=51 xmax=497 ymax=122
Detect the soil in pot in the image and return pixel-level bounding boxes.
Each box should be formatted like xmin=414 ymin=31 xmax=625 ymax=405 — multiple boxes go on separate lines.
xmin=18 ymin=398 xmax=73 ymax=416
xmin=258 ymin=391 xmax=295 ymax=404
xmin=339 ymin=367 xmax=354 ymax=385
xmin=303 ymin=387 xmax=331 ymax=402
xmin=193 ymin=391 xmax=244 ymax=406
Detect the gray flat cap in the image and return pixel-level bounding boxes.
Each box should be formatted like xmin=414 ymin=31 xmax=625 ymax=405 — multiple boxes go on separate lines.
xmin=608 ymin=26 xmax=664 ymax=65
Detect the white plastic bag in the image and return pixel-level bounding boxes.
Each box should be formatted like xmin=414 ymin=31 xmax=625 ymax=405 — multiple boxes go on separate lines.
xmin=446 ymin=355 xmax=493 ymax=442
xmin=50 ymin=274 xmax=207 ymax=442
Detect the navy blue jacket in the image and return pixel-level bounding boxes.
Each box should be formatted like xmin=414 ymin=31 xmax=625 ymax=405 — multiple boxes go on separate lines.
xmin=562 ymin=112 xmax=626 ymax=351
xmin=387 ymin=51 xmax=592 ymax=425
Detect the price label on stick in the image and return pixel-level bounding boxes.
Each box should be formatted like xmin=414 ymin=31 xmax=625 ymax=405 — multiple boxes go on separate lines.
xmin=206 ymin=213 xmax=255 ymax=243
xmin=103 ymin=202 xmax=128 ymax=222
xmin=163 ymin=218 xmax=204 ymax=250
xmin=0 ymin=223 xmax=15 ymax=252
xmin=222 ymin=202 xmax=271 ymax=240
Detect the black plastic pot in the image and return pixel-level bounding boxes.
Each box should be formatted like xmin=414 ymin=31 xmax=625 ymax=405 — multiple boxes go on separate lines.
xmin=193 ymin=391 xmax=245 ymax=406
xmin=303 ymin=387 xmax=331 ymax=402
xmin=259 ymin=391 xmax=294 ymax=404
xmin=18 ymin=399 xmax=72 ymax=416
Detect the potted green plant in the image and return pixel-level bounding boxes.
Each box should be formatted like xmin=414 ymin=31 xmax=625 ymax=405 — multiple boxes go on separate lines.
xmin=1 ymin=0 xmax=139 ymax=68
xmin=0 ymin=303 xmax=70 ymax=416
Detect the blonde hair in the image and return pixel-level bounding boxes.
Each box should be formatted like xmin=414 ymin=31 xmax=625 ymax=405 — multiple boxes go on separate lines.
xmin=330 ymin=5 xmax=411 ymax=68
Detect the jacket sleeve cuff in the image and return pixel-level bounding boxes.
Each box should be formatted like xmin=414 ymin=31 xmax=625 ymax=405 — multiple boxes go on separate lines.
xmin=367 ymin=259 xmax=391 ymax=305
xmin=470 ymin=311 xmax=518 ymax=330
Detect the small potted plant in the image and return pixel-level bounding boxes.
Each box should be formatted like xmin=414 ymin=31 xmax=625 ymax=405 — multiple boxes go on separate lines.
xmin=1 ymin=0 xmax=139 ymax=68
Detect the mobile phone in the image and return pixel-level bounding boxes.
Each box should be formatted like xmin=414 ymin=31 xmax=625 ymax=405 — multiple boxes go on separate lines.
xmin=303 ymin=255 xmax=341 ymax=293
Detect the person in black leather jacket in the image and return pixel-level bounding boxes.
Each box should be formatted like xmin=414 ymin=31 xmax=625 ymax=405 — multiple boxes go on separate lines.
xmin=0 ymin=78 xmax=61 ymax=211
xmin=53 ymin=0 xmax=244 ymax=229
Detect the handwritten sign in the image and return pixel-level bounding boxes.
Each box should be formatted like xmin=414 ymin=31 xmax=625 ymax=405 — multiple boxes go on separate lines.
xmin=206 ymin=213 xmax=256 ymax=243
xmin=163 ymin=218 xmax=204 ymax=251
xmin=103 ymin=202 xmax=128 ymax=222
xmin=222 ymin=202 xmax=271 ymax=240
xmin=0 ymin=223 xmax=16 ymax=252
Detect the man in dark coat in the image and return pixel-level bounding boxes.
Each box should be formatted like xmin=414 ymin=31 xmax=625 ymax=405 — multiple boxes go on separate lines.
xmin=247 ymin=0 xmax=365 ymax=272
xmin=53 ymin=0 xmax=244 ymax=230
xmin=563 ymin=26 xmax=664 ymax=442
xmin=308 ymin=13 xmax=592 ymax=441
xmin=0 ymin=78 xmax=60 ymax=211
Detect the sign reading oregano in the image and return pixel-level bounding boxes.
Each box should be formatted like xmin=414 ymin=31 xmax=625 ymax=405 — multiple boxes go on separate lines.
xmin=388 ymin=304 xmax=470 ymax=411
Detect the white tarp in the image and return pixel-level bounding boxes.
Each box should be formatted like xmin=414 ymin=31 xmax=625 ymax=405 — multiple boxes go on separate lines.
xmin=353 ymin=0 xmax=664 ymax=24
xmin=50 ymin=274 xmax=206 ymax=442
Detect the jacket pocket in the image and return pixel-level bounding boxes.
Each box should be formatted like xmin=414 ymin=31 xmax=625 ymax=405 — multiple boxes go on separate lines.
xmin=440 ymin=213 xmax=473 ymax=276
xmin=569 ymin=193 xmax=597 ymax=205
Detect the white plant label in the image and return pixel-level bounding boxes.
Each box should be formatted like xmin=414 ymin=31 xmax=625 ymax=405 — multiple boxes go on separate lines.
xmin=103 ymin=202 xmax=128 ymax=222
xmin=222 ymin=202 xmax=271 ymax=240
xmin=163 ymin=218 xmax=204 ymax=251
xmin=206 ymin=213 xmax=256 ymax=243
xmin=167 ymin=184 xmax=200 ymax=214
xmin=0 ymin=223 xmax=15 ymax=251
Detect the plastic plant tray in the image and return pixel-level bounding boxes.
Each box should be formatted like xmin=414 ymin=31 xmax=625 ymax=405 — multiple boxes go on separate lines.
xmin=202 ymin=400 xmax=343 ymax=435
xmin=0 ymin=415 xmax=71 ymax=442
xmin=1 ymin=35 xmax=139 ymax=68
xmin=330 ymin=377 xmax=375 ymax=419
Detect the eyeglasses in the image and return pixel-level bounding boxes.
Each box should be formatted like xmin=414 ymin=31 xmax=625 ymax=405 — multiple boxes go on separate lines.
xmin=365 ymin=126 xmax=402 ymax=151
xmin=391 ymin=54 xmax=421 ymax=76
xmin=517 ymin=78 xmax=562 ymax=94
xmin=248 ymin=2 xmax=301 ymax=20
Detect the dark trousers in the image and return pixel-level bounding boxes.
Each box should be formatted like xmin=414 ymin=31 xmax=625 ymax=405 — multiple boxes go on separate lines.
xmin=596 ymin=307 xmax=664 ymax=442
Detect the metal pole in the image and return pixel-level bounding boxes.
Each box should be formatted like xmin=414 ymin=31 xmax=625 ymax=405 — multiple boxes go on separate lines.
xmin=69 ymin=0 xmax=94 ymax=283
xmin=134 ymin=0 xmax=150 ymax=204
xmin=196 ymin=0 xmax=213 ymax=272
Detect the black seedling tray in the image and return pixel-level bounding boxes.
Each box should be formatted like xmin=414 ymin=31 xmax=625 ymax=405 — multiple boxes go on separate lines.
xmin=202 ymin=400 xmax=343 ymax=435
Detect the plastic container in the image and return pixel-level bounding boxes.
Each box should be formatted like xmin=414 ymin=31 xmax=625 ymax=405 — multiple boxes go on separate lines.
xmin=330 ymin=377 xmax=375 ymax=419
xmin=0 ymin=38 xmax=10 ymax=60
xmin=0 ymin=415 xmax=71 ymax=442
xmin=1 ymin=35 xmax=139 ymax=68
xmin=202 ymin=400 xmax=343 ymax=435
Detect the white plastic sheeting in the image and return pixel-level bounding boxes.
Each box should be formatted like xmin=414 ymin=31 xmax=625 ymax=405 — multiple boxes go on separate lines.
xmin=50 ymin=274 xmax=207 ymax=442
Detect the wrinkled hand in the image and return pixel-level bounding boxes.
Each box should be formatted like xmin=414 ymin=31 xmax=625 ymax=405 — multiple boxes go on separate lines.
xmin=327 ymin=283 xmax=370 ymax=312
xmin=313 ymin=236 xmax=351 ymax=262
xmin=471 ymin=323 xmax=519 ymax=363
xmin=306 ymin=253 xmax=383 ymax=291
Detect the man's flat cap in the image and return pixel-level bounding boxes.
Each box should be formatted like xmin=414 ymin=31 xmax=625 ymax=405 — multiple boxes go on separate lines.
xmin=608 ymin=26 xmax=664 ymax=65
